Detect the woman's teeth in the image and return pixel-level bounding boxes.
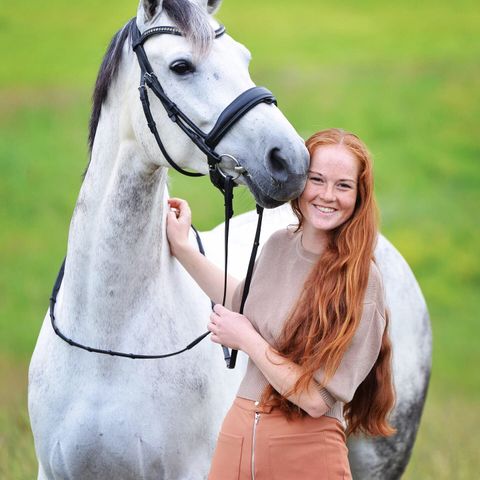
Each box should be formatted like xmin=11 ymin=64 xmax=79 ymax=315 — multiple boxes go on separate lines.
xmin=314 ymin=205 xmax=336 ymax=213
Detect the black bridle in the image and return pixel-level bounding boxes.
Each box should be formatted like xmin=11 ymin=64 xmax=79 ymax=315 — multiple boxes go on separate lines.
xmin=50 ymin=19 xmax=273 ymax=369
xmin=131 ymin=22 xmax=277 ymax=191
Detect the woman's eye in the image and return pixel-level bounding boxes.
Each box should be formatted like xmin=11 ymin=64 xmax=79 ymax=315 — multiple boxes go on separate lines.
xmin=309 ymin=176 xmax=323 ymax=183
xmin=338 ymin=183 xmax=352 ymax=189
xmin=170 ymin=60 xmax=195 ymax=75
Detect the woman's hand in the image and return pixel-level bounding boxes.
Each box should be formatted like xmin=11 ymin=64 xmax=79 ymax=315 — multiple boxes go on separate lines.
xmin=165 ymin=199 xmax=240 ymax=305
xmin=208 ymin=304 xmax=259 ymax=351
xmin=209 ymin=304 xmax=330 ymax=417
xmin=166 ymin=198 xmax=193 ymax=257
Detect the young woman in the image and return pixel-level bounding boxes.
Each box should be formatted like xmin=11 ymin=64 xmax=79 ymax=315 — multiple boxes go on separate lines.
xmin=166 ymin=128 xmax=396 ymax=480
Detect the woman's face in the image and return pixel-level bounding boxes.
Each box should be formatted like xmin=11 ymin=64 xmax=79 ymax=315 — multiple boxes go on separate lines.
xmin=298 ymin=144 xmax=359 ymax=235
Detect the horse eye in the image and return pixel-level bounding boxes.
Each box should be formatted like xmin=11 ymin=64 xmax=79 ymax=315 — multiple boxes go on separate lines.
xmin=170 ymin=60 xmax=195 ymax=75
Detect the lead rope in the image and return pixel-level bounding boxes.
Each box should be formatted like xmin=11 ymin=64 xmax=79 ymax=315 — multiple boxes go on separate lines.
xmin=49 ymin=258 xmax=209 ymax=359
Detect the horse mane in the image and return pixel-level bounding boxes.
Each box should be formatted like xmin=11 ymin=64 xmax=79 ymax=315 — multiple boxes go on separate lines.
xmin=87 ymin=0 xmax=214 ymax=161
xmin=88 ymin=19 xmax=136 ymax=155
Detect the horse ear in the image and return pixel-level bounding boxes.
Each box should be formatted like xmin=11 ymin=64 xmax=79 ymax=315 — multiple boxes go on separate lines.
xmin=207 ymin=0 xmax=223 ymax=14
xmin=137 ymin=1 xmax=164 ymax=27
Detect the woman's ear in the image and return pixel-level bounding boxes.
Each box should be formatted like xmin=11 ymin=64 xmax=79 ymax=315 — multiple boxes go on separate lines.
xmin=206 ymin=0 xmax=223 ymax=15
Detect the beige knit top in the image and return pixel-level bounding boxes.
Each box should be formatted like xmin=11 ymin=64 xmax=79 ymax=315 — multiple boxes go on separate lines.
xmin=231 ymin=228 xmax=386 ymax=425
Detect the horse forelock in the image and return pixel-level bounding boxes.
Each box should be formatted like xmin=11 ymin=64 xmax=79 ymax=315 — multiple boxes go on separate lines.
xmin=164 ymin=0 xmax=214 ymax=58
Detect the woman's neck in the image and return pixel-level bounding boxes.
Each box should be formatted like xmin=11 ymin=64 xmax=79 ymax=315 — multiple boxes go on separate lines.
xmin=300 ymin=224 xmax=330 ymax=255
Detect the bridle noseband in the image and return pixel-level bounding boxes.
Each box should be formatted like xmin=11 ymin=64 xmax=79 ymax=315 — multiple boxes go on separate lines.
xmin=50 ymin=18 xmax=275 ymax=369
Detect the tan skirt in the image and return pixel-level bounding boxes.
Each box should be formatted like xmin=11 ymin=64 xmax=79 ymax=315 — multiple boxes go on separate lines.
xmin=208 ymin=397 xmax=352 ymax=480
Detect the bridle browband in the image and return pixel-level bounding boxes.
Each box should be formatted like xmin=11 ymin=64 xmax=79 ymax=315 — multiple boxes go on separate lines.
xmin=50 ymin=18 xmax=274 ymax=369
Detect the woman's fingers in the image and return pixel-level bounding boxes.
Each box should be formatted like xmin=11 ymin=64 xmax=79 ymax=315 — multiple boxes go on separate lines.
xmin=208 ymin=311 xmax=220 ymax=331
xmin=167 ymin=198 xmax=192 ymax=234
xmin=213 ymin=304 xmax=230 ymax=315
xmin=169 ymin=207 xmax=180 ymax=219
xmin=167 ymin=197 xmax=184 ymax=208
xmin=208 ymin=313 xmax=222 ymax=345
xmin=166 ymin=209 xmax=181 ymax=229
xmin=168 ymin=198 xmax=191 ymax=218
xmin=165 ymin=198 xmax=194 ymax=257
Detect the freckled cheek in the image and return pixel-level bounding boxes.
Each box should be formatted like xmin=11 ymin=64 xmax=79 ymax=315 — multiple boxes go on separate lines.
xmin=342 ymin=197 xmax=357 ymax=217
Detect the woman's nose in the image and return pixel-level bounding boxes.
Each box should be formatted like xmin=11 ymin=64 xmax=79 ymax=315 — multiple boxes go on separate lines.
xmin=319 ymin=184 xmax=336 ymax=202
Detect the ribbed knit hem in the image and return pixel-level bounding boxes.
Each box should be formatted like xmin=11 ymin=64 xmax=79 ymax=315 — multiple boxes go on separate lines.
xmin=324 ymin=402 xmax=346 ymax=430
xmin=318 ymin=386 xmax=336 ymax=409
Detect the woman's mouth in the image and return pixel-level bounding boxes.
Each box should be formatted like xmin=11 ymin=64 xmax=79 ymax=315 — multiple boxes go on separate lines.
xmin=313 ymin=205 xmax=337 ymax=214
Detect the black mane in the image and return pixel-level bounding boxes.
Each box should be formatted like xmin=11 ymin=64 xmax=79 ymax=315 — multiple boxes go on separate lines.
xmin=88 ymin=19 xmax=136 ymax=154
xmin=87 ymin=0 xmax=214 ymax=162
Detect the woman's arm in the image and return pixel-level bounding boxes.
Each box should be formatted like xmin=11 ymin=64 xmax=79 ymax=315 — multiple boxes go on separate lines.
xmin=166 ymin=198 xmax=240 ymax=307
xmin=209 ymin=304 xmax=331 ymax=418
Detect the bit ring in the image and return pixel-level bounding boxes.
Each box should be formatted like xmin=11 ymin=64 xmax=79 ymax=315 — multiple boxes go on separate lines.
xmin=216 ymin=154 xmax=247 ymax=181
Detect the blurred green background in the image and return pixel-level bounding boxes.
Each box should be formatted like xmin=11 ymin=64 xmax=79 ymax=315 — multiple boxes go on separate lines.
xmin=1 ymin=0 xmax=479 ymax=478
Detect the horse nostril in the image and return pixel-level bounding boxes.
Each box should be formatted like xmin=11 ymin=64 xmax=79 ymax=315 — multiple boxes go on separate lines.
xmin=266 ymin=148 xmax=289 ymax=184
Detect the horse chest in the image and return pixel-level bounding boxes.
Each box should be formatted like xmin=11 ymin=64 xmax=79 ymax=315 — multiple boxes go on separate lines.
xmin=29 ymin=300 xmax=228 ymax=479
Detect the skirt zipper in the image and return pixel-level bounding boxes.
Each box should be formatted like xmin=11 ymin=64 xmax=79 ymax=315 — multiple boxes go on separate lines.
xmin=251 ymin=412 xmax=260 ymax=480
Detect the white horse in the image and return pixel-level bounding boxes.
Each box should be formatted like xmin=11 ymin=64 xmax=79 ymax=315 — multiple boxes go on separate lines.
xmin=29 ymin=1 xmax=432 ymax=479
xmin=28 ymin=1 xmax=309 ymax=479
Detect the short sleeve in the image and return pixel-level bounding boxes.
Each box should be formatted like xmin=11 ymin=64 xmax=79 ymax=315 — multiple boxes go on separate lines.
xmin=313 ymin=303 xmax=386 ymax=404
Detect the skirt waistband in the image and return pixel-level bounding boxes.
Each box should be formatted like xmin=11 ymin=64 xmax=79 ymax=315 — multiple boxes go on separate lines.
xmin=233 ymin=397 xmax=345 ymax=431
xmin=233 ymin=396 xmax=276 ymax=413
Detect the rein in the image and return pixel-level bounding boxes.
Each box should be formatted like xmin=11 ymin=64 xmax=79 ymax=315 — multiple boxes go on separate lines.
xmin=50 ymin=18 xmax=271 ymax=369
xmin=49 ymin=259 xmax=210 ymax=360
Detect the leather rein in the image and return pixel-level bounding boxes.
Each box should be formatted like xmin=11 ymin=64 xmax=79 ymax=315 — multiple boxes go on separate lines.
xmin=50 ymin=19 xmax=274 ymax=368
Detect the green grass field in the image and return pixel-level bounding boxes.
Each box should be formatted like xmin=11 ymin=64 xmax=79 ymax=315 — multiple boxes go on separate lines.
xmin=1 ymin=0 xmax=479 ymax=478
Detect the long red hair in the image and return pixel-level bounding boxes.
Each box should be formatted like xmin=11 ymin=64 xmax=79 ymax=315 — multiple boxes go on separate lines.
xmin=261 ymin=128 xmax=396 ymax=436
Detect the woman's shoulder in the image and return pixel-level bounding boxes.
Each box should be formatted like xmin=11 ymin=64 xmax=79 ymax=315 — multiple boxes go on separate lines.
xmin=256 ymin=227 xmax=300 ymax=265
xmin=263 ymin=226 xmax=298 ymax=249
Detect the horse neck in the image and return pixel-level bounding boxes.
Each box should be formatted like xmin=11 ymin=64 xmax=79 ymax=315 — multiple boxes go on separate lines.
xmin=60 ymin=92 xmax=174 ymax=336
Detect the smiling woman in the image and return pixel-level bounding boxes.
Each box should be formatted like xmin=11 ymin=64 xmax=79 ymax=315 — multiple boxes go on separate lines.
xmin=293 ymin=129 xmax=375 ymax=253
xmin=167 ymin=129 xmax=396 ymax=479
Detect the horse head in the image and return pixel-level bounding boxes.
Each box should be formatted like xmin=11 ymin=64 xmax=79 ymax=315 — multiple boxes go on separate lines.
xmin=130 ymin=0 xmax=309 ymax=207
